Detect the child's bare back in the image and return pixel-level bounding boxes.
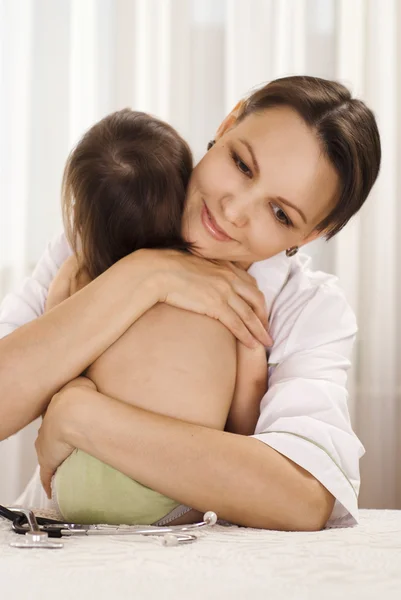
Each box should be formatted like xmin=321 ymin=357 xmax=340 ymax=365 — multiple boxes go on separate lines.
xmin=47 ymin=255 xmax=267 ymax=526
xmin=48 ymin=255 xmax=267 ymax=434
xmin=48 ymin=255 xmax=236 ymax=428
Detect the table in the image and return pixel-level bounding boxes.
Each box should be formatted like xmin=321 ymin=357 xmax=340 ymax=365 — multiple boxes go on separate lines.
xmin=1 ymin=510 xmax=400 ymax=599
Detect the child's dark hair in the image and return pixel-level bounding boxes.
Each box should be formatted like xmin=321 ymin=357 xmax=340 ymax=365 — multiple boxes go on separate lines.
xmin=62 ymin=109 xmax=193 ymax=280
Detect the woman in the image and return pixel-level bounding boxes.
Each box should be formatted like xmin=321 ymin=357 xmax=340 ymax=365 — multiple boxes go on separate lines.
xmin=0 ymin=76 xmax=381 ymax=531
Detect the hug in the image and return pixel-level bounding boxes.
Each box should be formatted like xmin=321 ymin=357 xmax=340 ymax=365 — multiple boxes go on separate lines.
xmin=0 ymin=75 xmax=381 ymax=532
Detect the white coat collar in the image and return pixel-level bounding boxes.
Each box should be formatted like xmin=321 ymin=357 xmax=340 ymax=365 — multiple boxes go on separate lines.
xmin=247 ymin=252 xmax=292 ymax=317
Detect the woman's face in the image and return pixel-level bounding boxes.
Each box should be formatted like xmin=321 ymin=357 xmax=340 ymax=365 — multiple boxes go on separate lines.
xmin=182 ymin=106 xmax=340 ymax=266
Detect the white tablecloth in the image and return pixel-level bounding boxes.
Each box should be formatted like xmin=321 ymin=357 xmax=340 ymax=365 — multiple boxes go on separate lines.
xmin=1 ymin=510 xmax=400 ymax=600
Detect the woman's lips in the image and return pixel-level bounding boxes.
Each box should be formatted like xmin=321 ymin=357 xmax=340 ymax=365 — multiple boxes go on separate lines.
xmin=201 ymin=202 xmax=233 ymax=242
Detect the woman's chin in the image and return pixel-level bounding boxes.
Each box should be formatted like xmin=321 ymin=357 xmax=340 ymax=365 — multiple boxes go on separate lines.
xmin=184 ymin=225 xmax=235 ymax=260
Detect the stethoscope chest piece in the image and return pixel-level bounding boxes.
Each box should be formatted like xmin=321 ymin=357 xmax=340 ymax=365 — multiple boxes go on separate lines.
xmin=6 ymin=506 xmax=64 ymax=549
xmin=10 ymin=531 xmax=63 ymax=549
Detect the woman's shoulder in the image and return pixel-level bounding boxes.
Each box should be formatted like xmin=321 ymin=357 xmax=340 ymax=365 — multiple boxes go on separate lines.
xmin=0 ymin=232 xmax=73 ymax=337
xmin=250 ymin=251 xmax=350 ymax=309
xmin=250 ymin=252 xmax=357 ymax=354
xmin=29 ymin=231 xmax=73 ymax=286
xmin=44 ymin=231 xmax=73 ymax=264
xmin=285 ymin=252 xmax=348 ymax=301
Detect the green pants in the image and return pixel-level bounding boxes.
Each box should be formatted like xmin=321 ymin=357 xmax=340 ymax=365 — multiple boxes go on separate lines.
xmin=54 ymin=449 xmax=180 ymax=525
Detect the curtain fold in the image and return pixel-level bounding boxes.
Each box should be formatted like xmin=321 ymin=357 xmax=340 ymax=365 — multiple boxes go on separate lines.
xmin=0 ymin=0 xmax=33 ymax=292
xmin=352 ymin=0 xmax=400 ymax=509
xmin=0 ymin=0 xmax=399 ymax=509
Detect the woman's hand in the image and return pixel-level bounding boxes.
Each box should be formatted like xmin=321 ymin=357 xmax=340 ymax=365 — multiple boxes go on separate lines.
xmin=35 ymin=391 xmax=73 ymax=498
xmin=144 ymin=249 xmax=272 ymax=348
xmin=35 ymin=377 xmax=95 ymax=497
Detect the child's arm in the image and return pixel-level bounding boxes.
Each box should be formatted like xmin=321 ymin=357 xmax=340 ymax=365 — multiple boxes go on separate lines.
xmin=225 ymin=342 xmax=268 ymax=436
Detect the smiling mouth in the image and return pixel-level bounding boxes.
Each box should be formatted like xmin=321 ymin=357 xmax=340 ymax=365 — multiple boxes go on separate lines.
xmin=201 ymin=201 xmax=233 ymax=242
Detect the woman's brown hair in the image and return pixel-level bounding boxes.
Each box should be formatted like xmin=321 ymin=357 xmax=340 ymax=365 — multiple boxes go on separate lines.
xmin=236 ymin=76 xmax=381 ymax=238
xmin=62 ymin=109 xmax=192 ymax=280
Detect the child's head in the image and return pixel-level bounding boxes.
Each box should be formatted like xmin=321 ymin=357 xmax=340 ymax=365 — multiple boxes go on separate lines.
xmin=62 ymin=109 xmax=193 ymax=279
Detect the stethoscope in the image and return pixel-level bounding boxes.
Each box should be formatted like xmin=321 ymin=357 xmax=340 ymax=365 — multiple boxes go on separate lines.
xmin=0 ymin=504 xmax=218 ymax=549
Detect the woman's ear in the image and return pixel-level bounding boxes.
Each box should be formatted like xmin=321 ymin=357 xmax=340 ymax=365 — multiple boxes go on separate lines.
xmin=215 ymin=100 xmax=246 ymax=140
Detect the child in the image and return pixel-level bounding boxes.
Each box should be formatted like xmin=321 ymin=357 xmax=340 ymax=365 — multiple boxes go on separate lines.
xmin=47 ymin=109 xmax=268 ymax=525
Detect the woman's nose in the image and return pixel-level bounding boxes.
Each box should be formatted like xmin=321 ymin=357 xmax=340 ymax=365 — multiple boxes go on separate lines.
xmin=221 ymin=196 xmax=250 ymax=228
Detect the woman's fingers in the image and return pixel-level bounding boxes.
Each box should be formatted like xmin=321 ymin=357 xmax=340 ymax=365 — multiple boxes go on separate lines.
xmin=34 ymin=391 xmax=76 ymax=499
xmin=221 ymin=263 xmax=270 ymax=331
xmin=227 ymin=293 xmax=271 ymax=347
xmin=231 ymin=279 xmax=269 ymax=332
xmin=35 ymin=436 xmax=53 ymax=498
xmin=39 ymin=466 xmax=53 ymax=499
xmin=157 ymin=250 xmax=272 ymax=346
xmin=208 ymin=302 xmax=260 ymax=349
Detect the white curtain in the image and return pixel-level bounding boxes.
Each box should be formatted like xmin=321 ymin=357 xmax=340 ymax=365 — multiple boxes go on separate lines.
xmin=0 ymin=0 xmax=399 ymax=509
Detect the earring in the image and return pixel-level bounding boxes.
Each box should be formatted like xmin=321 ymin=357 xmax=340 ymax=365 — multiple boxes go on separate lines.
xmin=286 ymin=246 xmax=298 ymax=257
xmin=207 ymin=140 xmax=216 ymax=150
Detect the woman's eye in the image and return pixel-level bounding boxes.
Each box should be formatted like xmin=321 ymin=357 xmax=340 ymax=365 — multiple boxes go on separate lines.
xmin=232 ymin=151 xmax=252 ymax=178
xmin=270 ymin=203 xmax=292 ymax=227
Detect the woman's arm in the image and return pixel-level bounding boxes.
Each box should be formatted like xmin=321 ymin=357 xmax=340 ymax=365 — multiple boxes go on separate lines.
xmin=225 ymin=342 xmax=268 ymax=435
xmin=0 ymin=253 xmax=158 ymax=439
xmin=0 ymin=248 xmax=270 ymax=440
xmin=45 ymin=256 xmax=76 ymax=312
xmin=45 ymin=255 xmax=91 ymax=311
xmin=36 ymin=386 xmax=334 ymax=531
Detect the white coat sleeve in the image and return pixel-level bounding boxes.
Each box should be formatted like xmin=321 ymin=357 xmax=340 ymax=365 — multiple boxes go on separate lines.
xmin=0 ymin=232 xmax=72 ymax=339
xmin=252 ymin=275 xmax=364 ymax=528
